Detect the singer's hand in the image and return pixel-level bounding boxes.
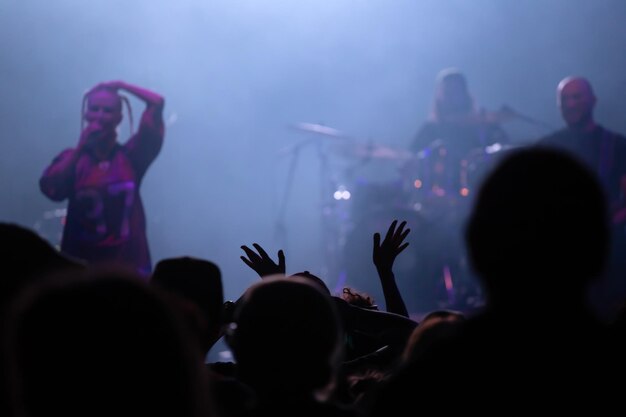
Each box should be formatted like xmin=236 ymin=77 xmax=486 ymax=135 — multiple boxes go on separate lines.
xmin=77 ymin=122 xmax=104 ymax=151
xmin=90 ymin=80 xmax=124 ymax=93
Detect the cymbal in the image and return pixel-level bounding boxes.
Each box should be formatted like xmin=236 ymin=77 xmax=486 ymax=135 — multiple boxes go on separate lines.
xmin=462 ymin=143 xmax=527 ymax=163
xmin=483 ymin=142 xmax=525 ymax=154
xmin=337 ymin=142 xmax=414 ymax=161
xmin=292 ymin=122 xmax=346 ymax=138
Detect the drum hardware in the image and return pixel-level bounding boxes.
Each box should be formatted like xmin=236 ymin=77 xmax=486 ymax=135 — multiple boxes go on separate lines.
xmin=278 ymin=123 xmax=360 ymax=280
xmin=281 ymin=122 xmax=516 ymax=312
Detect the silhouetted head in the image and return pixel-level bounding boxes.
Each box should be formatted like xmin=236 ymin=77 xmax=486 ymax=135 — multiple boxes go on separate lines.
xmin=432 ymin=68 xmax=475 ymax=121
xmin=402 ymin=309 xmax=466 ymax=363
xmin=227 ymin=275 xmax=343 ymax=398
xmin=6 ymin=271 xmax=211 ymax=417
xmin=152 ymin=256 xmax=224 ymax=353
xmin=290 ymin=270 xmax=331 ymax=296
xmin=465 ymin=147 xmax=609 ymax=305
xmin=0 ymin=222 xmax=84 ymax=312
xmin=557 ymin=76 xmax=596 ymax=129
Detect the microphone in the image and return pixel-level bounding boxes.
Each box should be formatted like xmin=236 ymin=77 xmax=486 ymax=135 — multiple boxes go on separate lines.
xmin=80 ymin=120 xmax=106 ymax=150
xmin=498 ymin=105 xmax=555 ymax=131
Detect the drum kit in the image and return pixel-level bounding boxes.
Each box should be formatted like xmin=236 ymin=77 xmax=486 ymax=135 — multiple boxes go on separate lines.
xmin=292 ymin=120 xmax=517 ymax=221
xmin=289 ymin=112 xmax=536 ymax=315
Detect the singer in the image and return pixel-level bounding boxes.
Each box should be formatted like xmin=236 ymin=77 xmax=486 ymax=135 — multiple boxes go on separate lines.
xmin=39 ymin=81 xmax=165 ymax=277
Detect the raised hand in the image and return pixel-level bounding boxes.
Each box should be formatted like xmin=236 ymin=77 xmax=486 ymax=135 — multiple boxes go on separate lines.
xmin=89 ymin=80 xmax=164 ymax=105
xmin=372 ymin=220 xmax=410 ymax=317
xmin=77 ymin=121 xmax=105 ymax=151
xmin=373 ymin=220 xmax=410 ymax=272
xmin=240 ymin=243 xmax=286 ymax=278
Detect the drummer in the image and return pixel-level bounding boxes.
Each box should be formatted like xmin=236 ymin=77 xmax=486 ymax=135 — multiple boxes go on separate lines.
xmin=411 ymin=68 xmax=509 ymax=155
xmin=408 ymin=68 xmax=510 ymax=194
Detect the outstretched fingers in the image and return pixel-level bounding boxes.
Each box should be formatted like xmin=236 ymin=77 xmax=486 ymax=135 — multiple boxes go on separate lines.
xmin=384 ymin=219 xmax=398 ymax=242
xmin=394 ymin=221 xmax=410 ymax=253
xmin=374 ymin=220 xmax=411 ymax=266
xmin=239 ymin=243 xmax=286 ymax=277
xmin=386 ymin=220 xmax=410 ymax=250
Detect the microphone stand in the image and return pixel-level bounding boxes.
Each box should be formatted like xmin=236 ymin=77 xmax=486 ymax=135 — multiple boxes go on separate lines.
xmin=513 ymin=113 xmax=556 ymax=132
xmin=275 ymin=123 xmax=350 ymax=285
xmin=274 ymin=137 xmax=316 ymax=251
xmin=317 ymin=137 xmax=341 ymax=283
xmin=499 ymin=105 xmax=556 ymax=132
